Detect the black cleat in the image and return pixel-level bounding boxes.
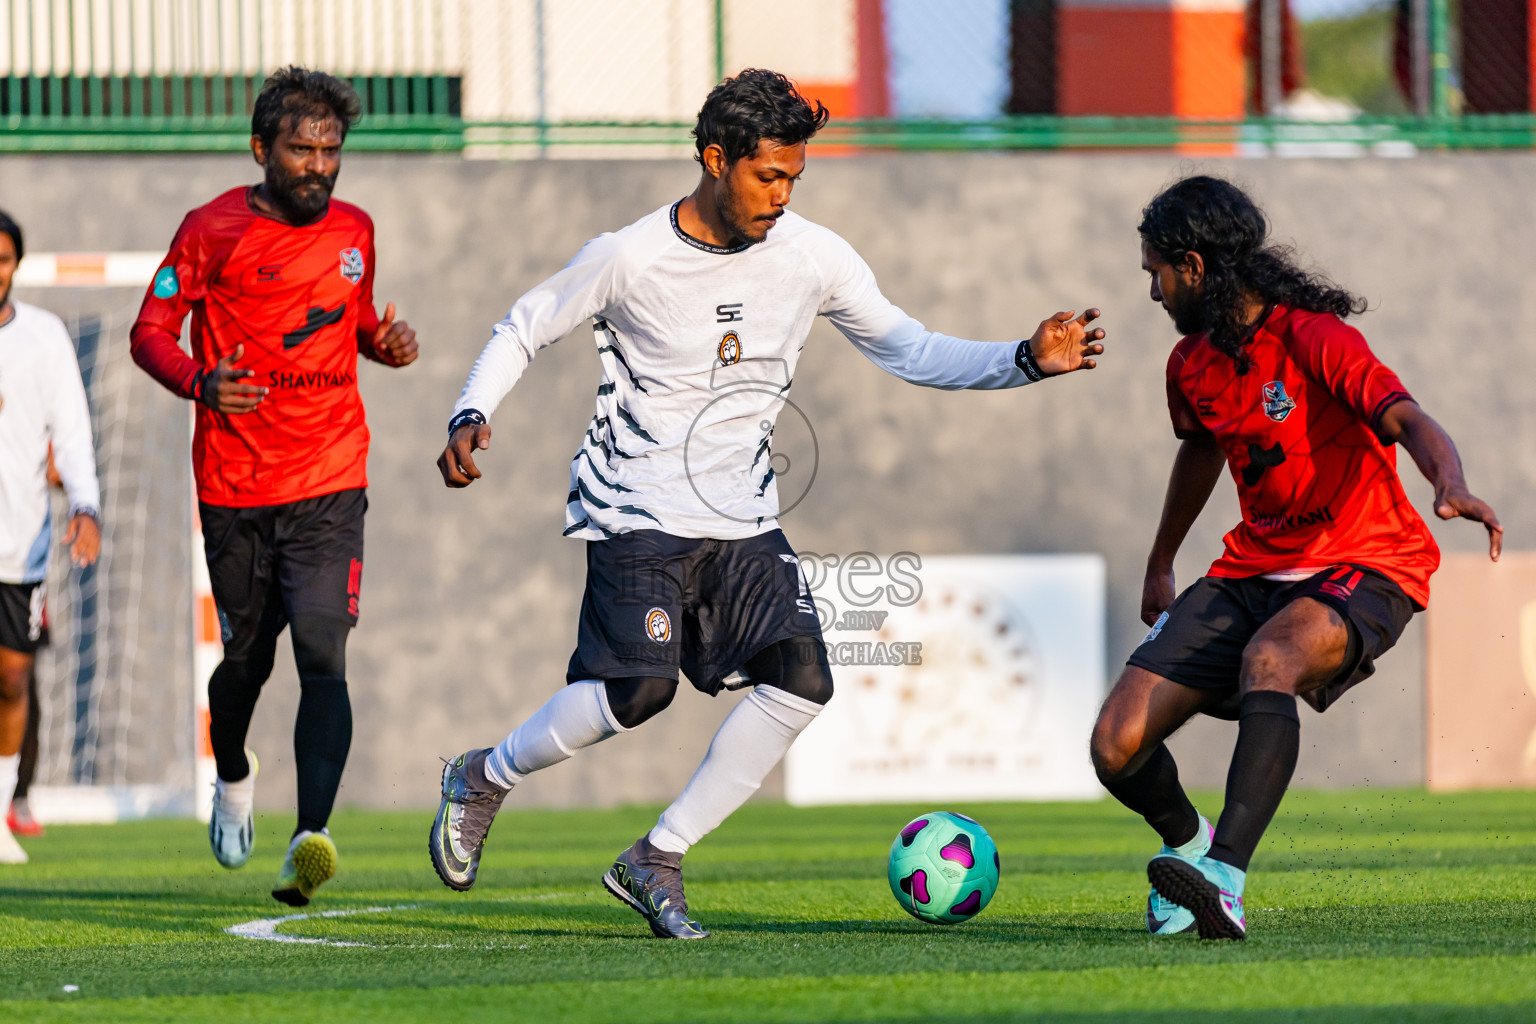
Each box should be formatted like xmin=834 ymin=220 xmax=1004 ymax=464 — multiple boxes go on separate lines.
xmin=602 ymin=836 xmax=710 ymax=940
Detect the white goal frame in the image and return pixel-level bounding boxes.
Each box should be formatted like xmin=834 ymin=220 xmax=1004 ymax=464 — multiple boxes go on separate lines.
xmin=17 ymin=252 xmax=216 ymax=824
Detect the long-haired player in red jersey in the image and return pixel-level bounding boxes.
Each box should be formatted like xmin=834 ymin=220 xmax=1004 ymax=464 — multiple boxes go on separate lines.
xmin=1090 ymin=176 xmax=1501 ymax=941
xmin=130 ymin=67 xmax=417 ymax=906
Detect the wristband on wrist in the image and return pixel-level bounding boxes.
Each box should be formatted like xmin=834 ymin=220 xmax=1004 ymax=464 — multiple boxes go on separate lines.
xmin=195 ymin=368 xmax=218 ymax=408
xmin=448 ymin=409 xmax=487 ymax=437
xmin=69 ymin=505 xmax=101 ymax=524
xmin=1014 ymin=338 xmax=1048 ymax=382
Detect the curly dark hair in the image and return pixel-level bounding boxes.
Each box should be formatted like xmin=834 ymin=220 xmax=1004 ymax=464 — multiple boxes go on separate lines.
xmin=693 ymin=69 xmax=829 ymax=165
xmin=252 ymin=66 xmax=362 ymax=148
xmin=0 ymin=208 xmax=22 ymax=261
xmin=1139 ymin=175 xmax=1366 ymax=368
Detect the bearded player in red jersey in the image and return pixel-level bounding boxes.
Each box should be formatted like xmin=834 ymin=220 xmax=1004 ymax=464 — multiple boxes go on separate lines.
xmin=1090 ymin=176 xmax=1502 ymax=941
xmin=131 ymin=68 xmax=417 ymax=905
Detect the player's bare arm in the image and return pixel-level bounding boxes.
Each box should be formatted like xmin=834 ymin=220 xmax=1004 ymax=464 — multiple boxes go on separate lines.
xmin=1379 ymin=400 xmax=1502 ymax=560
xmin=1141 ymin=432 xmax=1226 ymax=624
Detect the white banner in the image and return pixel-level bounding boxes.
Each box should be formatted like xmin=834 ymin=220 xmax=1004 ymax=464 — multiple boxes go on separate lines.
xmin=784 ymin=554 xmax=1106 ymax=806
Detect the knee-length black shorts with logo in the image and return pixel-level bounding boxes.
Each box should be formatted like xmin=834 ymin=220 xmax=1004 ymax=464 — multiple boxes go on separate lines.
xmin=1126 ymin=564 xmax=1418 ymax=718
xmin=199 ymin=488 xmax=366 ymax=661
xmin=567 ymin=528 xmax=824 ymax=696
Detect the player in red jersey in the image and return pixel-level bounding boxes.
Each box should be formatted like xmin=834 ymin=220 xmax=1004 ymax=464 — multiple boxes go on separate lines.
xmin=1090 ymin=176 xmax=1501 ymax=940
xmin=131 ymin=67 xmax=417 ymax=905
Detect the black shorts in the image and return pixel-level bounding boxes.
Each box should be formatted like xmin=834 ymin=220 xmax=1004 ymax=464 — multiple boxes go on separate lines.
xmin=1126 ymin=564 xmax=1418 ymax=718
xmin=200 ymin=488 xmax=366 ymax=660
xmin=567 ymin=528 xmax=824 ymax=696
xmin=0 ymin=581 xmax=48 ymax=654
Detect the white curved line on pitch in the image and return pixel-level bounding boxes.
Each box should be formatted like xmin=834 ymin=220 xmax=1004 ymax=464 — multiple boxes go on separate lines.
xmin=225 ymin=904 xmax=417 ymax=945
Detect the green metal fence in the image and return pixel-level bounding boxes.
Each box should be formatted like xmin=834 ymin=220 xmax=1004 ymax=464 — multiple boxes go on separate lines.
xmin=1 ymin=0 xmax=1532 ymax=154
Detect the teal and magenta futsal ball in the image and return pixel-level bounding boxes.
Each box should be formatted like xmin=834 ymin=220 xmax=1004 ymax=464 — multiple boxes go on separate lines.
xmin=887 ymin=811 xmax=1000 ymax=925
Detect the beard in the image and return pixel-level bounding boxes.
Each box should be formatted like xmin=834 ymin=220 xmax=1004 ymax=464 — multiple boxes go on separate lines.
xmin=1165 ymin=288 xmax=1207 ymax=336
xmin=714 ymin=174 xmax=777 ymax=246
xmin=266 ymin=163 xmax=335 ymax=223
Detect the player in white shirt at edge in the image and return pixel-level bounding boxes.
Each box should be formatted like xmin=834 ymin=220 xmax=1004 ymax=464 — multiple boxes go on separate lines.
xmin=0 ymin=209 xmax=102 ymax=864
xmin=428 ymin=70 xmax=1106 ymax=939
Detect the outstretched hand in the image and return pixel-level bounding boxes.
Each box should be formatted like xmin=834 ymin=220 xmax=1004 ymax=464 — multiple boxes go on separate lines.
xmin=1029 ymin=309 xmax=1106 ymax=375
xmin=372 ymin=302 xmax=418 ymax=367
xmin=438 ymin=423 xmax=493 ymax=488
xmin=1435 ymin=484 xmax=1503 ymax=562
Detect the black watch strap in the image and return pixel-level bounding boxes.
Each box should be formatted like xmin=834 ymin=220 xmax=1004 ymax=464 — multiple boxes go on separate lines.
xmin=1014 ymin=339 xmax=1048 ymax=383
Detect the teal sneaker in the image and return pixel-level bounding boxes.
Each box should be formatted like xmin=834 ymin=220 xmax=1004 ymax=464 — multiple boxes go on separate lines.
xmin=1147 ymin=853 xmax=1246 ymax=941
xmin=1147 ymin=815 xmax=1212 ymax=936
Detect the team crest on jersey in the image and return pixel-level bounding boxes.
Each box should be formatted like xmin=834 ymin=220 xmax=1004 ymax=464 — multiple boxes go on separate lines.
xmin=1262 ymin=381 xmax=1296 ymax=422
xmin=645 ymin=607 xmax=672 ymax=644
xmin=718 ymin=331 xmax=742 ymax=365
xmin=339 ymin=247 xmax=365 ymax=285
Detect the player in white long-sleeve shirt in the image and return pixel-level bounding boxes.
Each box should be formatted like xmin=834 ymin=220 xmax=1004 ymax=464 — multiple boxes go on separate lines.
xmin=428 ymin=70 xmax=1106 ymax=937
xmin=0 ymin=210 xmax=102 ymax=864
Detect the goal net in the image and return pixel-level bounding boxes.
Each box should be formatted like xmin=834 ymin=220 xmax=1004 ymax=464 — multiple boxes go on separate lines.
xmin=16 ymin=260 xmax=210 ymax=823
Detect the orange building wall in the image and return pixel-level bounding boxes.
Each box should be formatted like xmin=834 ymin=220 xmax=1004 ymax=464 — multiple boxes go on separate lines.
xmin=1058 ymin=4 xmax=1246 ymax=117
xmin=1173 ymin=9 xmax=1247 ymax=117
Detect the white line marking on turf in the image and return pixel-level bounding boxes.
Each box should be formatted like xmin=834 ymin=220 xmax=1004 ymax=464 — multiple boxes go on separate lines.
xmin=226 ymin=904 xmax=417 ymax=946
xmin=226 ymin=894 xmax=574 ymax=948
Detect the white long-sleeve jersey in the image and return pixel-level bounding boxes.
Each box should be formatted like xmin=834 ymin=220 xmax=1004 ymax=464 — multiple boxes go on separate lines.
xmin=455 ymin=202 xmax=1035 ymax=541
xmin=0 ymin=301 xmax=100 ymax=582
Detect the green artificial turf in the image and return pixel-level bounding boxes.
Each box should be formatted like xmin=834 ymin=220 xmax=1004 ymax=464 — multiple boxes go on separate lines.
xmin=1 ymin=789 xmax=1533 ymax=1022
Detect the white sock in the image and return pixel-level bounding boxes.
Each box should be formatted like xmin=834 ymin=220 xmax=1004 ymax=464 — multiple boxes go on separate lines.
xmin=483 ymin=680 xmax=625 ymax=790
xmin=1173 ymin=814 xmax=1213 ymax=859
xmin=648 ymin=685 xmax=823 ymax=855
xmin=214 ymin=768 xmax=255 ymax=817
xmin=0 ymin=754 xmax=16 ymax=809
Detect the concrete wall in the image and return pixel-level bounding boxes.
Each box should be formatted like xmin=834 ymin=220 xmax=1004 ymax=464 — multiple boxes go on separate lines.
xmin=4 ymin=151 xmax=1531 ymax=812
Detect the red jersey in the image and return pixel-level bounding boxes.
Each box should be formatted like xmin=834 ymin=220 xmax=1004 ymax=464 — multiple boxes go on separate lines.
xmin=1166 ymin=304 xmax=1439 ymax=606
xmin=131 ymin=186 xmax=381 ymax=507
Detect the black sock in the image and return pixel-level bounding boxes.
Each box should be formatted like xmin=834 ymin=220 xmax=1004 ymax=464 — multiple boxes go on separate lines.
xmin=293 ymin=677 xmax=352 ymax=835
xmin=207 ymin=658 xmax=265 ymax=782
xmin=14 ymin=667 xmax=39 ymax=799
xmin=1210 ymin=690 xmax=1300 ymax=871
xmin=1101 ymin=743 xmax=1201 ymax=848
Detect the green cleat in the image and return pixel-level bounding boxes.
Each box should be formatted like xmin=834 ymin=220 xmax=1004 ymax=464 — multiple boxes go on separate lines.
xmin=428 ymin=748 xmax=507 ymax=892
xmin=272 ymin=829 xmax=337 ymax=907
xmin=602 ymin=835 xmax=710 ymax=940
xmin=1147 ymin=853 xmax=1246 ymax=941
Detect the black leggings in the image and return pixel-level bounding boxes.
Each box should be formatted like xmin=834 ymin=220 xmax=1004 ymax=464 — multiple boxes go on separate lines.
xmin=604 ymin=634 xmax=833 ymax=729
xmin=207 ymin=613 xmax=352 ymax=836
